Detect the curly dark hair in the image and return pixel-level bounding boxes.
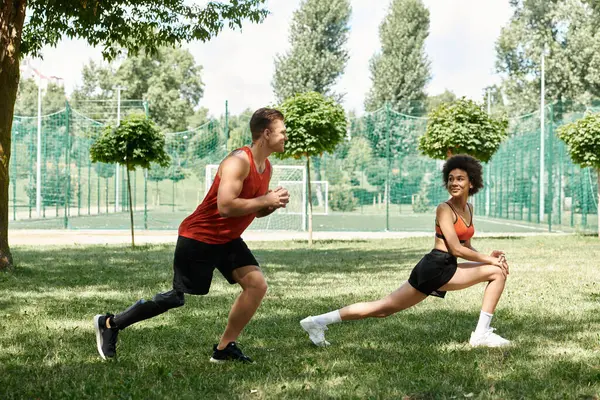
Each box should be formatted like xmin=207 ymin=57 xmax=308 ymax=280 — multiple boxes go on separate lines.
xmin=442 ymin=154 xmax=484 ymax=196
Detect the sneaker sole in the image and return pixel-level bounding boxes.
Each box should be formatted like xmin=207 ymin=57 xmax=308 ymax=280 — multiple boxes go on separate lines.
xmin=209 ymin=357 xmax=226 ymax=363
xmin=469 ymin=341 xmax=512 ymax=348
xmin=93 ymin=314 xmax=106 ymax=360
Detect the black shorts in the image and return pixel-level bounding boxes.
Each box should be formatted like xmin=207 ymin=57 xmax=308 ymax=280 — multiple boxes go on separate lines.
xmin=172 ymin=236 xmax=259 ymax=295
xmin=408 ymin=249 xmax=457 ymax=298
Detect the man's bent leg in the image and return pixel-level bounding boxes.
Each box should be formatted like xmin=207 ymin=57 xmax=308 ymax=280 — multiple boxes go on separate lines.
xmin=217 ymin=266 xmax=267 ymax=350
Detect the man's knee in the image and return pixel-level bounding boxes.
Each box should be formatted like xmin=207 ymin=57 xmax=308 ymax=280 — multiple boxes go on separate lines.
xmin=152 ymin=290 xmax=185 ymax=310
xmin=243 ymin=275 xmax=268 ymax=296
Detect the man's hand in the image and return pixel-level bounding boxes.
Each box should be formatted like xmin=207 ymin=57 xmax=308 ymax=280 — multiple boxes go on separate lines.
xmin=265 ymin=186 xmax=290 ymax=209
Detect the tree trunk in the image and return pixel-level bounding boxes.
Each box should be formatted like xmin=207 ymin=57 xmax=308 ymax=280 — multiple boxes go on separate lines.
xmin=312 ymin=156 xmax=324 ymax=208
xmin=0 ymin=1 xmax=27 ymax=270
xmin=306 ymin=156 xmax=313 ymax=246
xmin=126 ymin=165 xmax=135 ymax=247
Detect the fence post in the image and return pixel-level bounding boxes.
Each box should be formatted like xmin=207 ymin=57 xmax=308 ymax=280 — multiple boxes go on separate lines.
xmin=385 ymin=103 xmax=391 ymax=232
xmin=64 ymin=101 xmax=71 ymax=229
xmin=143 ymin=101 xmax=149 ymax=229
xmin=225 ymin=100 xmax=230 ymax=143
xmin=547 ymin=103 xmax=554 ymax=232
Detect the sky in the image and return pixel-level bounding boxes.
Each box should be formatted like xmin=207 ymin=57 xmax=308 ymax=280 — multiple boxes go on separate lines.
xmin=23 ymin=0 xmax=514 ymax=117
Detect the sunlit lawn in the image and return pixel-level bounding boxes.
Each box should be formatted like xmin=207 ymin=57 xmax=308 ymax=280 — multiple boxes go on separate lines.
xmin=1 ymin=236 xmax=599 ymax=399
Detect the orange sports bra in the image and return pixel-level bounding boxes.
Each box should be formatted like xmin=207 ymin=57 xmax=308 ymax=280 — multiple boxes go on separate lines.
xmin=435 ymin=201 xmax=475 ymax=243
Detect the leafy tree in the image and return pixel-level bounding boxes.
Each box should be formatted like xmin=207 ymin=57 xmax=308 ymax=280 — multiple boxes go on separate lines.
xmin=14 ymin=78 xmax=66 ymax=116
xmin=344 ymin=136 xmax=373 ymax=175
xmin=419 ymin=98 xmax=508 ymax=162
xmin=186 ymin=107 xmax=210 ymax=130
xmin=426 ymin=90 xmax=456 ymax=113
xmin=73 ymin=47 xmax=204 ymax=131
xmin=496 ymin=0 xmax=600 ymax=113
xmin=364 ymin=0 xmax=431 ymax=114
xmin=277 ymin=92 xmax=347 ymax=245
xmin=557 ymin=112 xmax=600 ymax=237
xmin=272 ymin=0 xmax=350 ymax=102
xmin=0 ymin=0 xmax=268 ymax=268
xmin=90 ymin=113 xmax=170 ymax=247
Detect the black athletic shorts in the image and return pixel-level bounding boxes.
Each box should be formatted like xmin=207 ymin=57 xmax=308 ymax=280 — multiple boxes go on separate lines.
xmin=408 ymin=249 xmax=457 ymax=298
xmin=172 ymin=236 xmax=259 ymax=295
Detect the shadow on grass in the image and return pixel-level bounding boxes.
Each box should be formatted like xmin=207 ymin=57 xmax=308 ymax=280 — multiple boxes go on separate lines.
xmin=5 ymin=245 xmax=428 ymax=292
xmin=1 ymin=242 xmax=598 ymax=399
xmin=0 ymin=304 xmax=597 ymax=399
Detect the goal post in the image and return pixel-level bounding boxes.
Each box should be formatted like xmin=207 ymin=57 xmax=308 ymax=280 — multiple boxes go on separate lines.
xmin=205 ymin=164 xmax=310 ymax=231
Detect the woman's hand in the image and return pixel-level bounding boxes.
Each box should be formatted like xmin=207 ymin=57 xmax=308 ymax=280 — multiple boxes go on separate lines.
xmin=490 ymin=250 xmax=505 ymax=258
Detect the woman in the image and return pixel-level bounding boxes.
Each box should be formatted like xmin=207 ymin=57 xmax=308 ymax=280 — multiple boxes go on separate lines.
xmin=300 ymin=154 xmax=511 ymax=348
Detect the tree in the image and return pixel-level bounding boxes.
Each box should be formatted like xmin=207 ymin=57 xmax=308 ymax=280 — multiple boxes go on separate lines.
xmin=14 ymin=78 xmax=37 ymax=116
xmin=277 ymin=91 xmax=347 ymax=245
xmin=496 ymin=0 xmax=600 ymax=114
xmin=186 ymin=107 xmax=210 ymax=131
xmin=14 ymin=78 xmax=66 ymax=116
xmin=73 ymin=47 xmax=204 ymax=132
xmin=557 ymin=112 xmax=600 ymax=238
xmin=419 ymin=98 xmax=508 ymax=162
xmin=0 ymin=0 xmax=268 ymax=269
xmin=90 ymin=113 xmax=170 ymax=247
xmin=426 ymin=90 xmax=456 ymax=113
xmin=364 ymin=0 xmax=431 ymax=114
xmin=272 ymin=0 xmax=351 ymax=103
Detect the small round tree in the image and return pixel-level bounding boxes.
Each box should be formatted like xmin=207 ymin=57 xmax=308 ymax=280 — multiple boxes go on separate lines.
xmin=90 ymin=113 xmax=169 ymax=247
xmin=419 ymin=97 xmax=508 ymax=162
xmin=277 ymin=91 xmax=347 ymax=245
xmin=558 ymin=112 xmax=600 ymax=238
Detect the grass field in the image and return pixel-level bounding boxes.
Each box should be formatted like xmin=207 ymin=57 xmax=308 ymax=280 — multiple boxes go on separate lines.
xmin=1 ymin=236 xmax=599 ymax=399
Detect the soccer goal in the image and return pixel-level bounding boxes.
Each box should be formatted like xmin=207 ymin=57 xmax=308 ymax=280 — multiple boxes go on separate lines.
xmin=205 ymin=164 xmax=315 ymax=231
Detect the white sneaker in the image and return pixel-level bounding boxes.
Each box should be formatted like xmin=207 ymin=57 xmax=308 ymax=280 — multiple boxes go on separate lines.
xmin=300 ymin=316 xmax=330 ymax=347
xmin=469 ymin=328 xmax=511 ymax=348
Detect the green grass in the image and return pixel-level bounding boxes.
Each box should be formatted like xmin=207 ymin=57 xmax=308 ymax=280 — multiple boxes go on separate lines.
xmin=1 ymin=236 xmax=599 ymax=399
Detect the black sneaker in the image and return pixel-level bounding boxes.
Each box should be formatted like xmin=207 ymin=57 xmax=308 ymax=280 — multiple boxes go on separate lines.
xmin=210 ymin=342 xmax=254 ymax=363
xmin=93 ymin=314 xmax=119 ymax=360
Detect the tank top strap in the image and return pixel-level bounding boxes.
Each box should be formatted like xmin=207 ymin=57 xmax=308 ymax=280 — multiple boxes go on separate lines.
xmin=238 ymin=146 xmax=256 ymax=174
xmin=445 ymin=201 xmax=459 ymax=223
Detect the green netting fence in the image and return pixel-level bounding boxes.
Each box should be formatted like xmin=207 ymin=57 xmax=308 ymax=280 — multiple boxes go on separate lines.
xmin=9 ymin=100 xmax=599 ymax=234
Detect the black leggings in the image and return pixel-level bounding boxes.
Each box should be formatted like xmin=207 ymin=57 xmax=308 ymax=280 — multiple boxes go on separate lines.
xmin=112 ymin=289 xmax=185 ymax=330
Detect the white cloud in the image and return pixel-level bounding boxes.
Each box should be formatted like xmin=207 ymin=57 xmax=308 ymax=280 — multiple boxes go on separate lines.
xmin=30 ymin=0 xmax=513 ymax=118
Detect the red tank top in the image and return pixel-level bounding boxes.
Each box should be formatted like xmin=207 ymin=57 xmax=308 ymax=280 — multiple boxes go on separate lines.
xmin=178 ymin=147 xmax=272 ymax=244
xmin=435 ymin=201 xmax=475 ymax=243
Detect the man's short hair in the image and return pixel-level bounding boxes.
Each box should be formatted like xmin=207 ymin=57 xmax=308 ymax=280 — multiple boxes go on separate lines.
xmin=250 ymin=108 xmax=284 ymax=141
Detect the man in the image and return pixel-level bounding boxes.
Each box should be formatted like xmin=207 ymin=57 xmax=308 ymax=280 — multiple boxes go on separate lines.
xmin=94 ymin=108 xmax=289 ymax=363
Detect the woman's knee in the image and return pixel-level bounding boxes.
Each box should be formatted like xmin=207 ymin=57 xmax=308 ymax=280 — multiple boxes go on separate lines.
xmin=488 ymin=267 xmax=507 ymax=283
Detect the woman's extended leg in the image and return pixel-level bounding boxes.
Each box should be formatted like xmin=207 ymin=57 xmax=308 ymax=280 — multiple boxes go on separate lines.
xmin=300 ymin=282 xmax=427 ymax=346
